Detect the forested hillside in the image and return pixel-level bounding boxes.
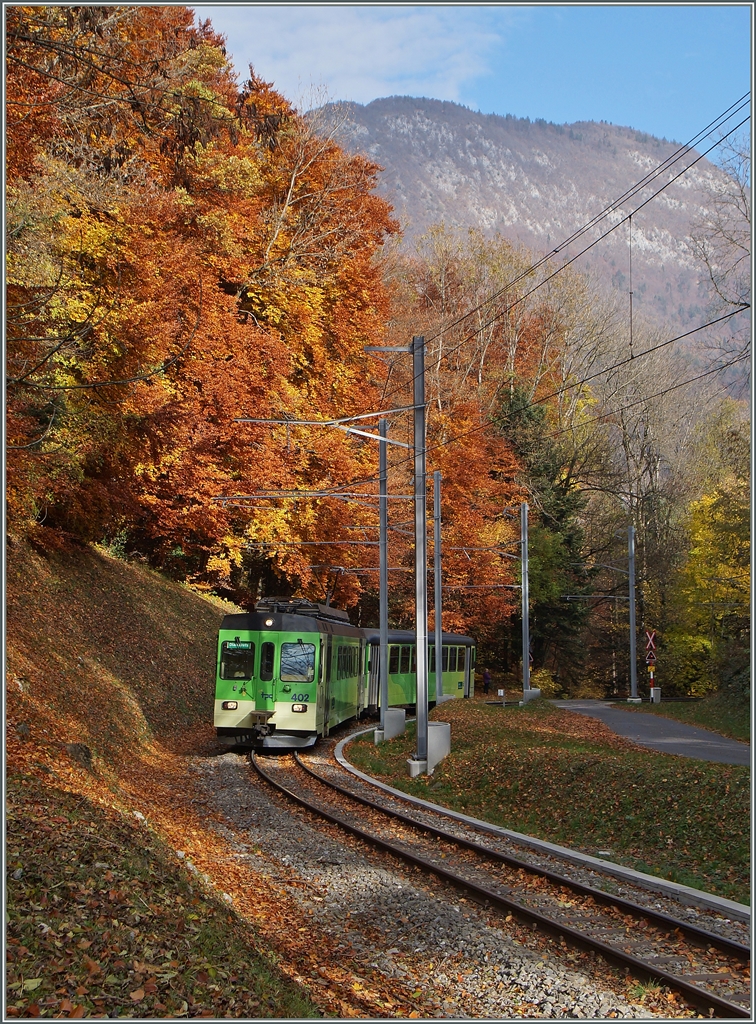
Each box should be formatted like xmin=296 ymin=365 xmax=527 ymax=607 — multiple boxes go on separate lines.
xmin=6 ymin=5 xmax=750 ymax=701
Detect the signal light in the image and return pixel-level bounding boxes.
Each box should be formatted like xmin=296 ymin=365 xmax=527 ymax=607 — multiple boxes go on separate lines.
xmin=222 ymin=700 xmax=238 ymax=710
xmin=291 ymin=704 xmax=308 ymax=713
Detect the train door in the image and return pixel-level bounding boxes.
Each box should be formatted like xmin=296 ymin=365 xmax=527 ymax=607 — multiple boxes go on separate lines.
xmin=323 ymin=635 xmax=334 ymax=735
xmin=364 ymin=638 xmax=376 ymax=712
xmin=463 ymin=646 xmax=472 ymax=698
xmin=316 ymin=639 xmax=325 ymax=734
xmin=358 ymin=639 xmax=367 ymax=716
xmin=317 ymin=637 xmax=331 ymax=736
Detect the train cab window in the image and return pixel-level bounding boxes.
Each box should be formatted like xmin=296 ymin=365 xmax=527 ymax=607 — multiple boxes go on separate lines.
xmin=441 ymin=646 xmax=449 ymax=672
xmin=260 ymin=641 xmax=275 ymax=681
xmin=389 ymin=646 xmax=400 ymax=674
xmin=280 ymin=642 xmax=315 ymax=682
xmin=400 ymin=646 xmax=411 ymax=674
xmin=220 ymin=641 xmax=255 ymax=680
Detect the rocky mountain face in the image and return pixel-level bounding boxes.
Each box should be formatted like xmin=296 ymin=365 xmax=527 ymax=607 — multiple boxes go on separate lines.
xmin=338 ymin=97 xmax=730 ymax=335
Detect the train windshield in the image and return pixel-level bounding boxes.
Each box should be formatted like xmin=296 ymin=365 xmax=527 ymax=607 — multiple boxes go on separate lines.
xmin=220 ymin=641 xmax=255 ymax=680
xmin=280 ymin=642 xmax=316 ymax=682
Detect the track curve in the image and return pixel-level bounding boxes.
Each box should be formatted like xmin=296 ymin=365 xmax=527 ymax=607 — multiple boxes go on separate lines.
xmin=251 ymin=749 xmax=750 ymax=1019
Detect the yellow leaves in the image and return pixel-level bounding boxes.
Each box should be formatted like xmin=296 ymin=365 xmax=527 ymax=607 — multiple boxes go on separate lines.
xmin=191 ymin=146 xmax=264 ymax=197
xmin=173 ymin=188 xmax=195 ymax=208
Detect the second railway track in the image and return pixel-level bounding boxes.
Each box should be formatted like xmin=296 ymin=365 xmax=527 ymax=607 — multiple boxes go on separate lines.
xmin=251 ymin=745 xmax=750 ymax=1020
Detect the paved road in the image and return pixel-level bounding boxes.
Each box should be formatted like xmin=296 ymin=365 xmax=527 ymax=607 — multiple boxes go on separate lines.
xmin=551 ymin=700 xmax=751 ymax=766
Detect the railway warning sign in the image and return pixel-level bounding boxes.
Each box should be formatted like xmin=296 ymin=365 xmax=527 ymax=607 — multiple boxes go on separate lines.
xmin=645 ymin=630 xmax=656 ymax=650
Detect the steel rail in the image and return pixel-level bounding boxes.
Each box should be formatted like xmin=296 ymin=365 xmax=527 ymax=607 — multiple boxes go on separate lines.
xmin=295 ymin=752 xmax=749 ymax=961
xmin=251 ymin=753 xmax=750 ymax=1020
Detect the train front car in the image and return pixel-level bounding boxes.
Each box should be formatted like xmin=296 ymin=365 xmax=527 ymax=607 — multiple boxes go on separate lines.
xmin=214 ymin=598 xmax=367 ymax=749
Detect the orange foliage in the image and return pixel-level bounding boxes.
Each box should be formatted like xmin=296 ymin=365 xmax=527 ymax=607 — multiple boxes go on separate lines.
xmin=6 ymin=5 xmax=397 ymax=606
xmin=7 ymin=9 xmax=578 ymax=644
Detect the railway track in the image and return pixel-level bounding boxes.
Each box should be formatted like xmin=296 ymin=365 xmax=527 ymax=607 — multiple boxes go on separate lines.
xmin=251 ymin=747 xmax=750 ymax=1019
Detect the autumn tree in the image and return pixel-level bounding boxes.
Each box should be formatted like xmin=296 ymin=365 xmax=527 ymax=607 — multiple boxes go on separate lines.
xmin=663 ymin=400 xmax=749 ymax=695
xmin=374 ymin=227 xmax=619 ymax=657
xmin=6 ymin=6 xmax=399 ymax=610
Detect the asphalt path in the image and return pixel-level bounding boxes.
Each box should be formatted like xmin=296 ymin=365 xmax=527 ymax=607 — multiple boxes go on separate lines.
xmin=551 ymin=700 xmax=751 ymax=766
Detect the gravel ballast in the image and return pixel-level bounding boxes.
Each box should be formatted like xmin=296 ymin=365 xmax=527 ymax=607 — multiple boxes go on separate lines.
xmin=189 ymin=750 xmax=694 ymax=1019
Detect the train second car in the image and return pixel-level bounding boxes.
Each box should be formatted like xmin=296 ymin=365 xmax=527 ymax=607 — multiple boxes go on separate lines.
xmin=213 ymin=598 xmax=476 ymax=749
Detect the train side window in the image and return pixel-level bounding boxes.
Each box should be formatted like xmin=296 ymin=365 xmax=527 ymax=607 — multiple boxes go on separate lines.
xmin=260 ymin=641 xmax=275 ymax=681
xmin=457 ymin=646 xmax=465 ymax=669
xmin=448 ymin=647 xmax=457 ymax=672
xmin=442 ymin=646 xmax=449 ymax=672
xmin=220 ymin=641 xmax=255 ymax=680
xmin=389 ymin=646 xmax=399 ymax=674
xmin=411 ymin=646 xmax=416 ymax=673
xmin=400 ymin=646 xmax=410 ymax=674
xmin=280 ymin=642 xmax=315 ymax=682
xmin=429 ymin=646 xmax=436 ymax=671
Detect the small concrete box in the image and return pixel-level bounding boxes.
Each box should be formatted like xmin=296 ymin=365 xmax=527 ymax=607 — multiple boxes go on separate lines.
xmin=406 ymin=722 xmax=451 ymax=777
xmin=650 ymin=687 xmax=661 ymax=704
xmin=427 ymin=721 xmax=451 ymax=773
xmin=374 ymin=707 xmax=406 ymax=744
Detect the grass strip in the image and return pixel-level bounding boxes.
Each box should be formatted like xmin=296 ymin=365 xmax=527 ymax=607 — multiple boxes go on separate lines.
xmin=348 ymin=699 xmax=750 ymax=905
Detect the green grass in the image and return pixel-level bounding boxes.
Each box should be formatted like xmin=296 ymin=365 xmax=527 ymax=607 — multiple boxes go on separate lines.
xmin=348 ymin=699 xmax=750 ymax=905
xmin=6 ymin=774 xmax=321 ymax=1019
xmin=612 ymin=691 xmax=750 ymax=742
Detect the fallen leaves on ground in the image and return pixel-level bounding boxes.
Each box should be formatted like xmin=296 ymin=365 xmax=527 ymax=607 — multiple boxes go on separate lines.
xmin=4 ymin=536 xmax=441 ymax=1018
xmin=349 ymin=695 xmax=750 ymax=904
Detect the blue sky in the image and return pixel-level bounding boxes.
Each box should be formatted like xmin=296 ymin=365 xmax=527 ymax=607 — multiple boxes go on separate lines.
xmin=191 ymin=4 xmax=751 ymax=146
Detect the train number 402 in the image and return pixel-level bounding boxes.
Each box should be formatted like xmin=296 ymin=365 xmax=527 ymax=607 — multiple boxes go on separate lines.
xmin=293 ymin=693 xmax=310 ymax=702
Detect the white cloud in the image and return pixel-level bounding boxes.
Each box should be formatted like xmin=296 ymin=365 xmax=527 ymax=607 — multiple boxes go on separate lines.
xmin=192 ymin=5 xmax=513 ymax=109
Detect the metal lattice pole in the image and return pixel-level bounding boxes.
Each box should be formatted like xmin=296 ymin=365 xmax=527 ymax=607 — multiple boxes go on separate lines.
xmin=433 ymin=470 xmax=442 ymax=702
xmin=628 ymin=525 xmax=638 ymax=700
xmin=521 ymin=502 xmax=530 ymax=693
xmin=379 ymin=419 xmax=389 ymax=729
xmin=413 ymin=336 xmax=428 ymax=763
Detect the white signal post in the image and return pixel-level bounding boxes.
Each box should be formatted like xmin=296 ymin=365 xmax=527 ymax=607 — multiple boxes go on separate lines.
xmin=646 ymin=628 xmax=659 ymax=702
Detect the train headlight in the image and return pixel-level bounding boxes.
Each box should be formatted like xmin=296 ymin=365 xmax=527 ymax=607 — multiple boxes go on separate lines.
xmin=222 ymin=700 xmax=238 ymax=710
xmin=265 ymin=618 xmax=274 ymax=626
xmin=291 ymin=703 xmax=308 ymax=713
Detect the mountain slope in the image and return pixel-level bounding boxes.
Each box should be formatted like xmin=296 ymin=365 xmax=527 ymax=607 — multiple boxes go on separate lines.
xmin=339 ymin=96 xmax=731 ymax=331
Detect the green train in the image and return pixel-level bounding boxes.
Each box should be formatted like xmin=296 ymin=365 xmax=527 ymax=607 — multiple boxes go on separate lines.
xmin=214 ymin=597 xmax=476 ymax=749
